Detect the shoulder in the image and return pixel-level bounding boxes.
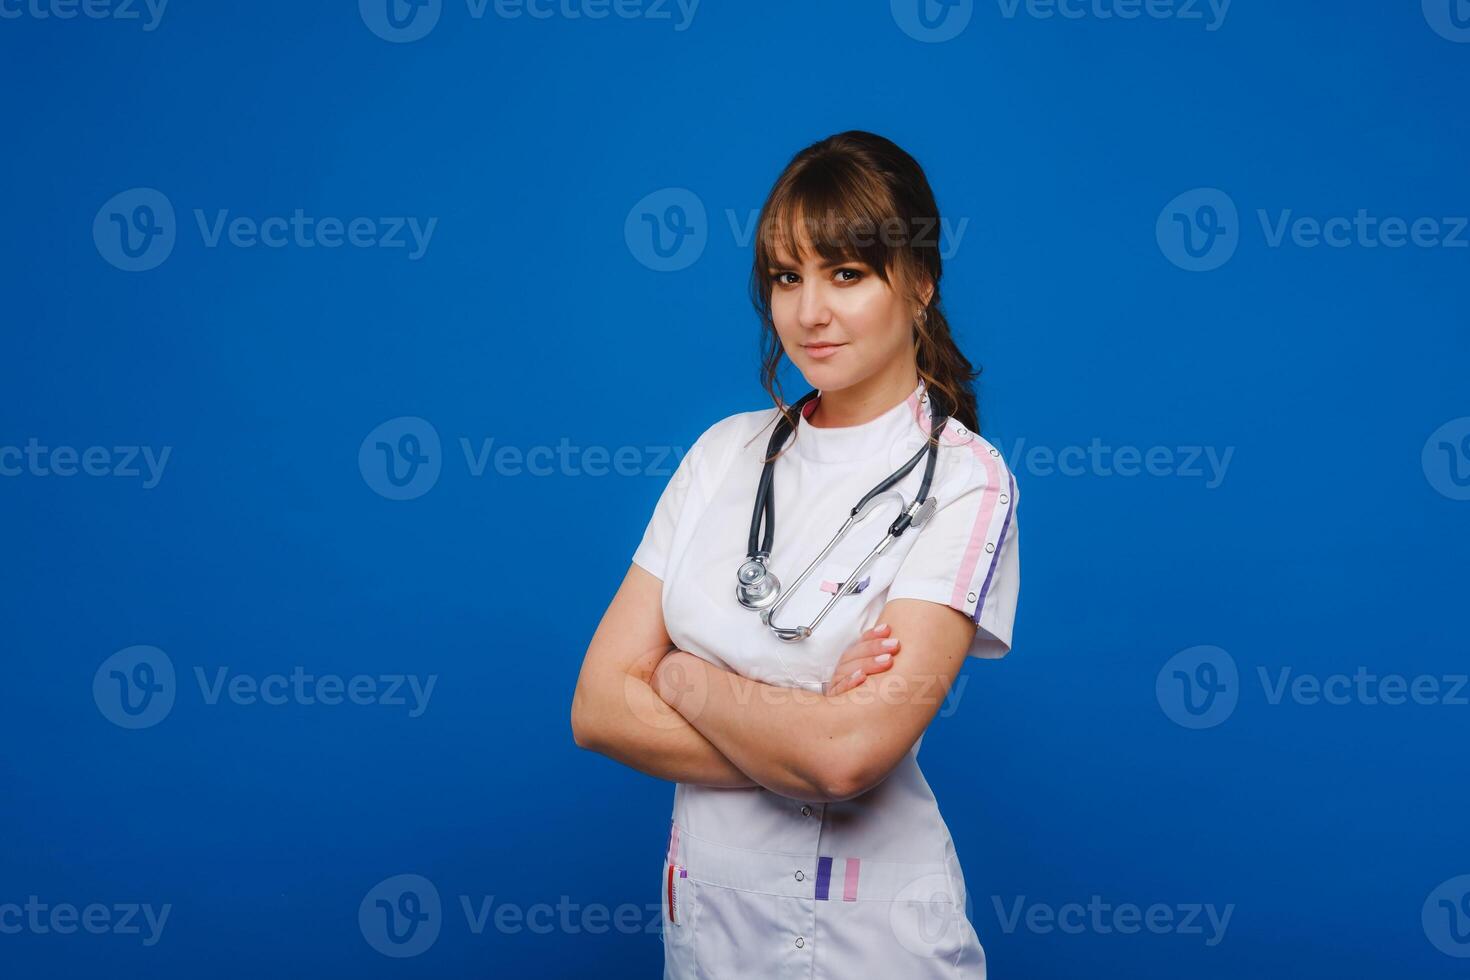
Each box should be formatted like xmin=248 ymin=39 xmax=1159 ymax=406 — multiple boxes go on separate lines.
xmin=930 ymin=419 xmax=1019 ymax=506
xmin=689 ymin=402 xmax=793 ymax=460
xmin=677 ymin=404 xmax=784 ymax=484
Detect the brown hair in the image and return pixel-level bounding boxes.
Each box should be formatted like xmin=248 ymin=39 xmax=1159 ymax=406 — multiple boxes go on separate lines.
xmin=749 ymin=130 xmax=981 ymax=452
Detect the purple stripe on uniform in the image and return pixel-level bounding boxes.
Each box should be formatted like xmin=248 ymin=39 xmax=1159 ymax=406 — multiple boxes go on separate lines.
xmin=814 ymin=856 xmax=833 ymax=901
xmin=679 ymin=868 xmax=687 ymax=878
xmin=973 ymin=471 xmax=1016 ymax=625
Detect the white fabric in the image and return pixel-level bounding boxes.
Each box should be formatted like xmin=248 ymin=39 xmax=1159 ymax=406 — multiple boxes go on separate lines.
xmin=633 ymin=378 xmax=1021 ymax=979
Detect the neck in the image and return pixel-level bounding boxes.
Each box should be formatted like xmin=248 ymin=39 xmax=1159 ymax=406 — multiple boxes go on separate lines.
xmin=808 ymin=361 xmax=920 ymax=428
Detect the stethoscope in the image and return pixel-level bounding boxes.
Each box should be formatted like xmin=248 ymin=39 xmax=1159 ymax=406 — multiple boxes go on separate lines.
xmin=735 ymin=386 xmax=948 ymax=643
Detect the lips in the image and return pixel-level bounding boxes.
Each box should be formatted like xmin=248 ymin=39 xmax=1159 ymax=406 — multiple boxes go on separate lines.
xmin=803 ymin=342 xmax=845 ymax=360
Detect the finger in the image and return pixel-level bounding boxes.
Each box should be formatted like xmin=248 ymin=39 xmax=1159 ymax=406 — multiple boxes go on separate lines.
xmin=828 ymin=649 xmax=899 ymax=694
xmin=827 ymin=667 xmax=866 ymax=697
xmin=830 ymin=638 xmax=901 ymax=680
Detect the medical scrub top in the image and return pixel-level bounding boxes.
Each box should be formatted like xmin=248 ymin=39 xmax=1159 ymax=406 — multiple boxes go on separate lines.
xmin=632 ymin=378 xmax=1020 ymax=979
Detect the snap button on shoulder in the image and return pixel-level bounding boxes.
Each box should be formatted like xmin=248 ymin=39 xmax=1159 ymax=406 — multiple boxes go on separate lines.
xmin=795 ymin=936 xmax=805 ymax=948
xmin=794 ymin=870 xmax=804 ymax=881
xmin=800 ymin=805 xmax=812 ymax=816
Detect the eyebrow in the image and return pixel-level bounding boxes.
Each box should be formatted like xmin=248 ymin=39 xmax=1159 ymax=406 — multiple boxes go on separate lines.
xmin=767 ymin=257 xmax=867 ymax=271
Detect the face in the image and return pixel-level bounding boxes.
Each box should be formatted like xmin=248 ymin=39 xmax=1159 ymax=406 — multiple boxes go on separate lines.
xmin=766 ymin=236 xmax=926 ymax=395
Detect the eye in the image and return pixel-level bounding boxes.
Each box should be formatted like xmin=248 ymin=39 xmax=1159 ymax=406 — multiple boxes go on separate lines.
xmin=834 ymin=267 xmax=865 ymax=283
xmin=770 ymin=271 xmax=799 ymax=286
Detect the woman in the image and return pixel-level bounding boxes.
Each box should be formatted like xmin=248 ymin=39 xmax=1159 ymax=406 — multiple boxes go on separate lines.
xmin=571 ymin=131 xmax=1020 ymax=978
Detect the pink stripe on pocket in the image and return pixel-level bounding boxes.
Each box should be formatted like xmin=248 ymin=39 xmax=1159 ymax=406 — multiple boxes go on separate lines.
xmin=843 ymin=858 xmax=861 ymax=901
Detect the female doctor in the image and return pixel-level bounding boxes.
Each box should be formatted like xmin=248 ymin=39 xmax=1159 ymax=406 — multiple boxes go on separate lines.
xmin=571 ymin=130 xmax=1020 ymax=978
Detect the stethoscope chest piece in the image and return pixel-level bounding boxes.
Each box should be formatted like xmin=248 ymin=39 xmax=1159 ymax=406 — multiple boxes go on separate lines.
xmin=735 ymin=557 xmax=781 ymax=610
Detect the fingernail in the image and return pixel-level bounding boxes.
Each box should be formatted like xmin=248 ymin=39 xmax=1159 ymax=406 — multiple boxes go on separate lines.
xmin=881 ymin=638 xmax=899 ymax=650
xmin=875 ymin=623 xmax=888 ymax=631
xmin=850 ymin=669 xmax=864 ymax=682
xmin=875 ymin=653 xmax=892 ymax=664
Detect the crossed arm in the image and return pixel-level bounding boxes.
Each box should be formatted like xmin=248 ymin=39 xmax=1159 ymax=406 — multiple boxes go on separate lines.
xmin=569 ymin=562 xmax=974 ymax=803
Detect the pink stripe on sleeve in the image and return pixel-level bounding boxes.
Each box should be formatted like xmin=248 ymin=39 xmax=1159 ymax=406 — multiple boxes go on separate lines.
xmin=911 ymin=398 xmax=1010 ymax=616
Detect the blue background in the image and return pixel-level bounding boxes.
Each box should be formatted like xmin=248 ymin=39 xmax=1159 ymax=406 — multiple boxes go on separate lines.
xmin=2 ymin=0 xmax=1468 ymax=976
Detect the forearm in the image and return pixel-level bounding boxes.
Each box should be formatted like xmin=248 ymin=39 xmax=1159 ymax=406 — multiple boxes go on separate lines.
xmin=573 ymin=666 xmax=758 ymax=789
xmin=653 ymin=652 xmax=858 ymax=802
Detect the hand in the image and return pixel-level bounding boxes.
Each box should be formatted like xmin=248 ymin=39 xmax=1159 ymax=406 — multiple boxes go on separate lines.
xmin=825 ymin=623 xmax=901 ymax=697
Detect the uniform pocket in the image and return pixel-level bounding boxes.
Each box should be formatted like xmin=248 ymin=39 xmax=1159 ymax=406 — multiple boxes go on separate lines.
xmin=661 ymin=858 xmax=698 ymax=978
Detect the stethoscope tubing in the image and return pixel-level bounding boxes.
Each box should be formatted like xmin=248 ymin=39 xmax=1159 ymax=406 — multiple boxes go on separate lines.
xmin=739 ymin=386 xmax=949 ymax=644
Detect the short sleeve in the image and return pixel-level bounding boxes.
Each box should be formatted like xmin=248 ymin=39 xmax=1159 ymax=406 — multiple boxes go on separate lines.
xmin=631 ymin=420 xmax=733 ymax=582
xmin=886 ymin=449 xmax=1020 ymax=659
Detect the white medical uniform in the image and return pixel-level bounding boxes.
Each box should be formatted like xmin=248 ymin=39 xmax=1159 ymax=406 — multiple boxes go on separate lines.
xmin=632 ymin=378 xmax=1020 ymax=980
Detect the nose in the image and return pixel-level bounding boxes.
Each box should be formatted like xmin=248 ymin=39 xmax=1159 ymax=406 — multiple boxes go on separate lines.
xmin=795 ymin=280 xmax=833 ymax=331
